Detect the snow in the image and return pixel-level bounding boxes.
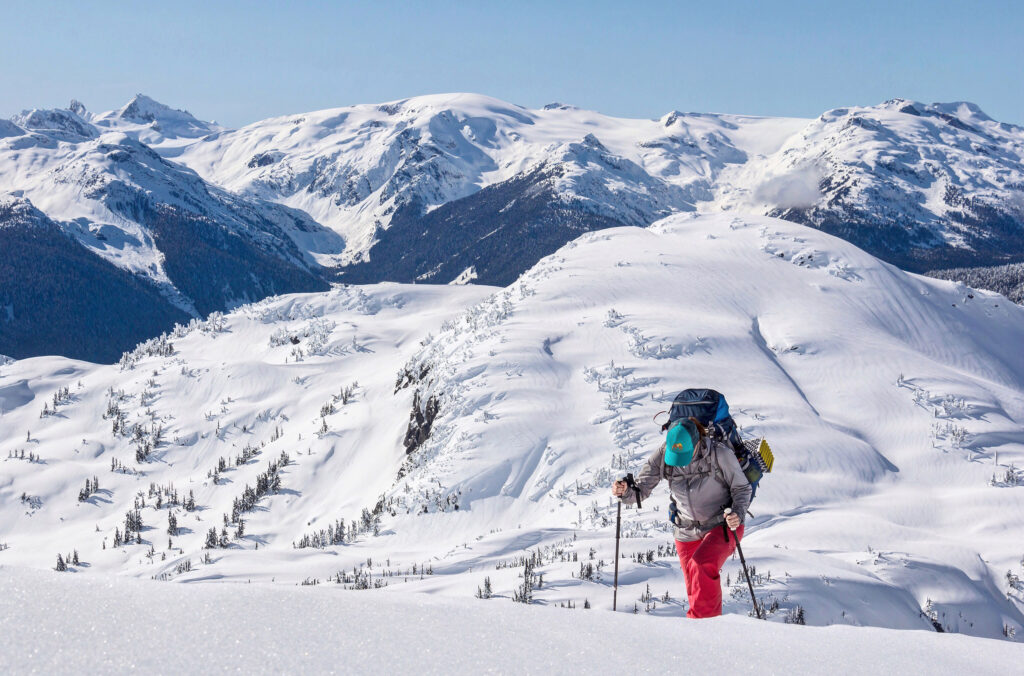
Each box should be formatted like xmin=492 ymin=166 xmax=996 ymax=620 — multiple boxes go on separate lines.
xmin=173 ymin=93 xmax=802 ymax=264
xmin=0 ymin=109 xmax=338 ymax=310
xmin=450 ymin=266 xmax=479 ymax=285
xmin=4 ymin=92 xmax=1020 ymax=291
xmin=91 ymin=93 xmax=223 ymax=146
xmin=2 ymin=212 xmax=1023 ymax=645
xmin=711 ymin=99 xmax=1024 ymax=250
xmin=1 ymin=565 xmax=1020 ymax=674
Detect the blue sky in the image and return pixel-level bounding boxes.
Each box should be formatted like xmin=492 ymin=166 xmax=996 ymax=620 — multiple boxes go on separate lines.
xmin=2 ymin=0 xmax=1021 ymax=126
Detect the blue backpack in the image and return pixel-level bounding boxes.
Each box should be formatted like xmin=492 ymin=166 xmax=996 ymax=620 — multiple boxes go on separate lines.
xmin=664 ymin=388 xmax=774 ymax=498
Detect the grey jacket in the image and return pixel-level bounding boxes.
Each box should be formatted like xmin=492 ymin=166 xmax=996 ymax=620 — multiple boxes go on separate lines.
xmin=620 ymin=437 xmax=752 ymax=542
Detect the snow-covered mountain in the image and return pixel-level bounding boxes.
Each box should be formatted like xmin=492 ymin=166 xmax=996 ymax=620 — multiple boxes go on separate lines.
xmin=2 ymin=213 xmax=1022 ymax=642
xmin=715 ymin=99 xmax=1024 ymax=272
xmin=175 ymin=94 xmax=790 ymax=277
xmin=88 ymin=93 xmax=223 ymax=146
xmin=175 ymin=93 xmax=1024 ymax=280
xmin=0 ymin=99 xmax=343 ymax=361
xmin=0 ymin=195 xmax=192 ymax=362
xmin=3 ymin=92 xmax=1024 ymax=362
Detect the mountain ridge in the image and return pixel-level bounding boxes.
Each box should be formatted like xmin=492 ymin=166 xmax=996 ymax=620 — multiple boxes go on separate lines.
xmin=2 ymin=92 xmax=1023 ymax=361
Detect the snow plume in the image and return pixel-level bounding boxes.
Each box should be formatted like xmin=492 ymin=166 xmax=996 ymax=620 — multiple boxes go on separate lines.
xmin=754 ymin=166 xmax=823 ymax=209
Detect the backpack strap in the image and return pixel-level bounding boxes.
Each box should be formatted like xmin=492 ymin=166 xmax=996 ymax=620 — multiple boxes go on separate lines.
xmin=708 ymin=439 xmax=730 ymax=491
xmin=658 ymin=441 xmax=669 ymax=481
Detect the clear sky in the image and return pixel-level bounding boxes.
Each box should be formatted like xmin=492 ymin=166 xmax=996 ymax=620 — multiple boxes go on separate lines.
xmin=2 ymin=0 xmax=1021 ymax=127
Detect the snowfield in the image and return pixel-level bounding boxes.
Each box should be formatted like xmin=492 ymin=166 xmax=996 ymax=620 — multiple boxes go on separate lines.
xmin=1 ymin=565 xmax=1020 ymax=675
xmin=2 ymin=212 xmax=1024 ymax=660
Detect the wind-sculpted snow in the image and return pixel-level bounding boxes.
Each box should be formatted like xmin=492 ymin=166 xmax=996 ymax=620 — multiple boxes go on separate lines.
xmin=2 ymin=220 xmax=1024 ymax=637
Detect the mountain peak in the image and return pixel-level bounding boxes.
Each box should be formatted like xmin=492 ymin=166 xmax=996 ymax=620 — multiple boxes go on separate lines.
xmin=117 ymin=94 xmax=197 ymax=124
xmin=876 ymin=99 xmax=993 ymax=124
xmin=542 ymin=102 xmax=577 ymax=111
xmin=10 ymin=106 xmax=97 ymax=139
xmin=92 ymin=94 xmax=222 ymax=141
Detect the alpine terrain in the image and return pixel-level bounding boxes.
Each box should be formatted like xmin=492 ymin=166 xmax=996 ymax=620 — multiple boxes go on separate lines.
xmin=3 ymin=212 xmax=1023 ymax=665
xmin=3 ymin=93 xmax=1023 ymax=361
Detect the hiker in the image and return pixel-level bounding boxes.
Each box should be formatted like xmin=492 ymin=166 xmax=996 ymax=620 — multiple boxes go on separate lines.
xmin=613 ymin=416 xmax=752 ymax=618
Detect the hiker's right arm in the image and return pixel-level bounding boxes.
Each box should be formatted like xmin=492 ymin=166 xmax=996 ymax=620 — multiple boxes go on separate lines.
xmin=616 ymin=445 xmax=664 ymax=505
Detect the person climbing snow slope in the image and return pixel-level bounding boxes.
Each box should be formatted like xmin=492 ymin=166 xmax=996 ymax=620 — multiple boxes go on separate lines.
xmin=613 ymin=416 xmax=752 ymax=618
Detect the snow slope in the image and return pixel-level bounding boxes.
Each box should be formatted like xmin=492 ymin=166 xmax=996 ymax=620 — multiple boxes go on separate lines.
xmin=2 ymin=213 xmax=1022 ymax=643
xmin=2 ymin=566 xmax=1020 ymax=674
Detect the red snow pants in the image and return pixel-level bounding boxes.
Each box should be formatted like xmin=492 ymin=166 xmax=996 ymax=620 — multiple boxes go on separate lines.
xmin=674 ymin=525 xmax=743 ymax=618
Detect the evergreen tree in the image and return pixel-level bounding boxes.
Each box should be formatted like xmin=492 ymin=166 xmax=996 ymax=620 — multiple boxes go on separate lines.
xmin=55 ymin=553 xmax=66 ymax=571
xmin=785 ymin=605 xmax=806 ymax=625
xmin=513 ymin=560 xmax=535 ymax=603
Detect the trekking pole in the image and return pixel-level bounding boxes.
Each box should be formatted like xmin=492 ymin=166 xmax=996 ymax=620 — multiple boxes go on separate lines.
xmin=724 ymin=508 xmax=763 ymax=620
xmin=613 ymin=499 xmax=622 ymax=611
xmin=613 ymin=473 xmax=641 ymax=611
